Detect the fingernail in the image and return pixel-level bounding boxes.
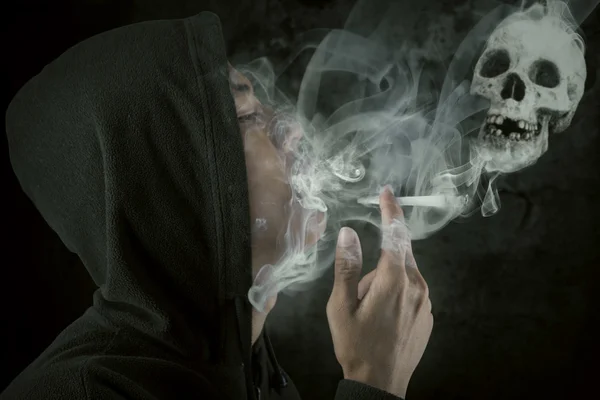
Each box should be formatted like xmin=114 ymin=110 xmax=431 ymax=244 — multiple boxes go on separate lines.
xmin=339 ymin=227 xmax=355 ymax=246
xmin=383 ymin=185 xmax=394 ymax=195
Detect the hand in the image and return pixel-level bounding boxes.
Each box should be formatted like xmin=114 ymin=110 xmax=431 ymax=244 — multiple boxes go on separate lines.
xmin=326 ymin=186 xmax=433 ymax=399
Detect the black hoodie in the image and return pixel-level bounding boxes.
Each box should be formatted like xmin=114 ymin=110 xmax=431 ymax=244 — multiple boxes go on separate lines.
xmin=3 ymin=12 xmax=403 ymax=400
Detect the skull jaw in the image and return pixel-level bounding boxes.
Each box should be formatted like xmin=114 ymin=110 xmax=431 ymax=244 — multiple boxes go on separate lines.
xmin=470 ymin=120 xmax=550 ymax=174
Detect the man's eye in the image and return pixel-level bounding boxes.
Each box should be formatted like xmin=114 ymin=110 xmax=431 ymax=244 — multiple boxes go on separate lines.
xmin=238 ymin=113 xmax=257 ymax=123
xmin=232 ymin=83 xmax=251 ymax=92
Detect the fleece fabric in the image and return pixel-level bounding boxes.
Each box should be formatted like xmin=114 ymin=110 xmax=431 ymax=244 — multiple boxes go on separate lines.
xmin=3 ymin=11 xmax=403 ymax=400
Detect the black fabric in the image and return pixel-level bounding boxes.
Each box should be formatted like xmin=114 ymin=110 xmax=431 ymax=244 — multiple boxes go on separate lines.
xmin=252 ymin=329 xmax=301 ymax=400
xmin=335 ymin=380 xmax=404 ymax=400
xmin=3 ymin=11 xmax=402 ymax=400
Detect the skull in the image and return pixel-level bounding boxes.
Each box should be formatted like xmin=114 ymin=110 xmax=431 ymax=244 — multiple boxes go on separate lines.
xmin=470 ymin=5 xmax=586 ymax=173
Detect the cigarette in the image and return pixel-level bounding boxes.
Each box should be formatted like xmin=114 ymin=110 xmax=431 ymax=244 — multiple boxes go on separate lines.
xmin=357 ymin=194 xmax=467 ymax=209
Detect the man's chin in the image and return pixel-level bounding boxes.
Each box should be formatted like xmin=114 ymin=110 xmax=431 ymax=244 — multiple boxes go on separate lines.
xmin=251 ymin=292 xmax=277 ymax=345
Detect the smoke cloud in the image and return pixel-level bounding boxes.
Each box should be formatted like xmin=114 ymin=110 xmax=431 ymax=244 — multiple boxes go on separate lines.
xmin=245 ymin=0 xmax=598 ymax=311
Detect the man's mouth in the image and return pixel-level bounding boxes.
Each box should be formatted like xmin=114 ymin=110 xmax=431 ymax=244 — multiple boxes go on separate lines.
xmin=482 ymin=114 xmax=541 ymax=141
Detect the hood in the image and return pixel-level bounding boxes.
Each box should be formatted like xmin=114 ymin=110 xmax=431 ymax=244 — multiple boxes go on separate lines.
xmin=5 ymin=12 xmax=254 ymax=361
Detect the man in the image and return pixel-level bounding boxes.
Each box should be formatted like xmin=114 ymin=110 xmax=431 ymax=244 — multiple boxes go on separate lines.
xmin=3 ymin=12 xmax=433 ymax=400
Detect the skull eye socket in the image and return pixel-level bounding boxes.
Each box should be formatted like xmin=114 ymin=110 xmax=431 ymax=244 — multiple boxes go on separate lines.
xmin=529 ymin=59 xmax=560 ymax=88
xmin=479 ymin=49 xmax=510 ymax=78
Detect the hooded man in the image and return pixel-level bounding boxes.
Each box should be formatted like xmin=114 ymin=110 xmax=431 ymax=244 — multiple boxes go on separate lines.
xmin=3 ymin=11 xmax=433 ymax=400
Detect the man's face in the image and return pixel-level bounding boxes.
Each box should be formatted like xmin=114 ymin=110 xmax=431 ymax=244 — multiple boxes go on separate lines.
xmin=228 ymin=65 xmax=326 ymax=281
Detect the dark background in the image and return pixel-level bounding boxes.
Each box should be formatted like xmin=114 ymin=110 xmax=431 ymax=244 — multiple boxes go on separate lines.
xmin=2 ymin=0 xmax=599 ymax=399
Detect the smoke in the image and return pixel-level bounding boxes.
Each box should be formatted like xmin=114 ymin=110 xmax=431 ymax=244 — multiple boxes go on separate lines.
xmin=244 ymin=0 xmax=598 ymax=312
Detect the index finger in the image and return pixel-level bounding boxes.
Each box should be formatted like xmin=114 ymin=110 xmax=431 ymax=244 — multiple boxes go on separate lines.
xmin=378 ymin=187 xmax=412 ymax=280
xmin=380 ymin=186 xmax=403 ymax=226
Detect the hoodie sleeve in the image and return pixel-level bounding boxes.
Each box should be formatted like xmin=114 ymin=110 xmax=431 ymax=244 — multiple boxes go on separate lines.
xmin=334 ymin=379 xmax=404 ymax=400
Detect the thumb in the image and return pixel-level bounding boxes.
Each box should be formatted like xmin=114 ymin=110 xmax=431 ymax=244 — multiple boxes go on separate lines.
xmin=330 ymin=227 xmax=363 ymax=313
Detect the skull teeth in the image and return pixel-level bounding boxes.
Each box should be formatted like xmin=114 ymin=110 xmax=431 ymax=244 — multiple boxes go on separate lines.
xmin=483 ymin=114 xmax=541 ymax=141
